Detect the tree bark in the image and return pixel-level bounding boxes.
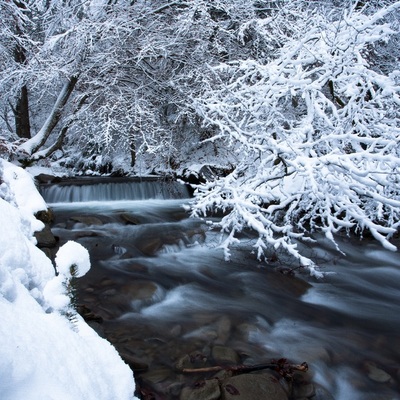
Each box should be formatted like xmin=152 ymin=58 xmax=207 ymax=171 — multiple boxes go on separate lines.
xmin=33 ymin=93 xmax=89 ymax=160
xmin=15 ymin=85 xmax=31 ymax=139
xmin=13 ymin=21 xmax=31 ymax=139
xmin=19 ymin=75 xmax=78 ymax=155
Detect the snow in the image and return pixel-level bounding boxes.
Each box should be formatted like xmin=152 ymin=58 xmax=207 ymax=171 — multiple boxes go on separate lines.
xmin=0 ymin=159 xmax=138 ymax=400
xmin=55 ymin=241 xmax=91 ymax=278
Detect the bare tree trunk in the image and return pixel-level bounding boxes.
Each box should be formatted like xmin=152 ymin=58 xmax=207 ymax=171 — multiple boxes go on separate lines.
xmin=130 ymin=132 xmax=136 ymax=168
xmin=13 ymin=24 xmax=31 ymax=139
xmin=19 ymin=75 xmax=78 ymax=155
xmin=33 ymin=94 xmax=89 ymax=160
xmin=15 ymin=85 xmax=31 ymax=139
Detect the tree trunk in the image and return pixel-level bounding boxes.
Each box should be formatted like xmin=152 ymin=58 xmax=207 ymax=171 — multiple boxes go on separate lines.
xmin=33 ymin=94 xmax=89 ymax=160
xmin=15 ymin=85 xmax=31 ymax=139
xmin=130 ymin=140 xmax=136 ymax=168
xmin=19 ymin=75 xmax=78 ymax=155
xmin=13 ymin=25 xmax=31 ymax=139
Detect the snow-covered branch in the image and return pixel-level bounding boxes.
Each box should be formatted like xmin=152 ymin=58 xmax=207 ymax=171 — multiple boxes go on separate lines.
xmin=191 ymin=3 xmax=400 ymax=271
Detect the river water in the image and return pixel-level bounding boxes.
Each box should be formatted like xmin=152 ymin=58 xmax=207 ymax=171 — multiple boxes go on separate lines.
xmin=41 ymin=178 xmax=400 ymax=400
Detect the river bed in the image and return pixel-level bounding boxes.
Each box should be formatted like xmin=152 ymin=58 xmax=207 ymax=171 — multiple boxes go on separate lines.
xmin=41 ymin=178 xmax=400 ymax=400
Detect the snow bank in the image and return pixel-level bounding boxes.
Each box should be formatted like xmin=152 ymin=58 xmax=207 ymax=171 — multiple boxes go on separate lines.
xmin=0 ymin=159 xmax=138 ymax=400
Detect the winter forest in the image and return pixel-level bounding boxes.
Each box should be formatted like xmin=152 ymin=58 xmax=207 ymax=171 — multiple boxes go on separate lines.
xmin=1 ymin=0 xmax=400 ymax=399
xmin=2 ymin=0 xmax=400 ymax=268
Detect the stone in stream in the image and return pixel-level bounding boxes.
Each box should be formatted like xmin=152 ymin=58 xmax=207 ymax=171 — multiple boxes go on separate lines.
xmin=176 ymin=351 xmax=209 ymax=370
xmin=137 ymin=237 xmax=164 ymax=255
xmin=119 ymin=280 xmax=160 ymax=300
xmin=119 ymin=353 xmax=149 ymax=372
xmin=364 ymin=361 xmax=392 ymax=383
xmin=221 ymin=373 xmax=288 ymax=400
xmin=69 ymin=215 xmax=103 ymax=225
xmin=215 ymin=316 xmax=232 ymax=345
xmin=313 ymin=384 xmax=335 ymax=400
xmin=180 ymin=379 xmax=221 ymax=400
xmin=140 ymin=368 xmax=172 ymax=384
xmin=120 ymin=213 xmax=141 ymax=225
xmin=34 ymin=224 xmax=57 ymax=247
xmin=212 ymin=346 xmax=240 ymax=365
xmin=292 ymin=382 xmax=316 ymax=398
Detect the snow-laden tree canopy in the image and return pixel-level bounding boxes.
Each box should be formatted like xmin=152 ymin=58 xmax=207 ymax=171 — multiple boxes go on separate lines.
xmin=1 ymin=0 xmax=400 ymax=268
xmin=191 ymin=2 xmax=400 ymax=273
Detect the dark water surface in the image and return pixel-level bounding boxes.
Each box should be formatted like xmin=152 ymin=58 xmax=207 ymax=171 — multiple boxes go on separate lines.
xmin=42 ymin=179 xmax=400 ymax=400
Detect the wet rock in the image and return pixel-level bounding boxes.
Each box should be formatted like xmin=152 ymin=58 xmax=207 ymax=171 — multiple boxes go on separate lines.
xmin=40 ymin=247 xmax=55 ymax=260
xmin=167 ymin=382 xmax=185 ymax=397
xmin=120 ymin=280 xmax=160 ymax=300
xmin=180 ymin=379 xmax=221 ymax=400
xmin=221 ymin=372 xmax=288 ymax=400
xmin=34 ymin=224 xmax=57 ymax=247
xmin=75 ymin=231 xmax=102 ymax=238
xmin=215 ymin=316 xmax=231 ymax=345
xmin=292 ymin=382 xmax=315 ymax=398
xmin=100 ymin=278 xmax=114 ymax=287
xmin=138 ymin=237 xmax=164 ymax=255
xmin=365 ymin=361 xmax=392 ymax=383
xmin=76 ymin=304 xmax=103 ymax=323
xmin=236 ymin=323 xmax=259 ymax=341
xmin=35 ymin=208 xmax=55 ymax=224
xmin=70 ymin=215 xmax=103 ymax=225
xmin=170 ymin=324 xmax=182 ymax=337
xmin=184 ymin=326 xmax=218 ymax=342
xmin=123 ymin=263 xmax=148 ymax=273
xmin=35 ymin=173 xmax=61 ymax=184
xmin=176 ymin=351 xmax=209 ymax=370
xmin=212 ymin=346 xmax=240 ymax=365
xmin=313 ymin=384 xmax=335 ymax=400
xmin=140 ymin=368 xmax=171 ymax=383
xmin=86 ymin=321 xmax=105 ymax=337
xmin=112 ymin=244 xmax=127 ymax=255
xmin=120 ymin=213 xmax=141 ymax=225
xmin=292 ymin=345 xmax=330 ymax=363
xmin=120 ymin=353 xmax=149 ymax=372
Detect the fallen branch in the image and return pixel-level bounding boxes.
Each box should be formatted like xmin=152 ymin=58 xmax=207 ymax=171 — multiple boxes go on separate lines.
xmin=181 ymin=359 xmax=308 ymax=379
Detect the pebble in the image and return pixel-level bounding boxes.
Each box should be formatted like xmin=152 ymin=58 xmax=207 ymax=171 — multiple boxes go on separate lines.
xmin=365 ymin=361 xmax=392 ymax=383
xmin=212 ymin=345 xmax=240 ymax=365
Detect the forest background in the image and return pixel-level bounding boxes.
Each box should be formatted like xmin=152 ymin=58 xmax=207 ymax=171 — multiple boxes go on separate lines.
xmin=1 ymin=0 xmax=400 ymax=269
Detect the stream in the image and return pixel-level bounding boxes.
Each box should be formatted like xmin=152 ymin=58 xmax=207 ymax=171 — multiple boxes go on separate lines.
xmin=40 ymin=178 xmax=400 ymax=400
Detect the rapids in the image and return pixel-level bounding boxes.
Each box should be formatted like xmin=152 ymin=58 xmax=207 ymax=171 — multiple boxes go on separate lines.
xmin=41 ymin=178 xmax=400 ymax=400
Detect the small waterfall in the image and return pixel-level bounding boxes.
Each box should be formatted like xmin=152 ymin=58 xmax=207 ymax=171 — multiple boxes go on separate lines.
xmin=40 ymin=178 xmax=190 ymax=203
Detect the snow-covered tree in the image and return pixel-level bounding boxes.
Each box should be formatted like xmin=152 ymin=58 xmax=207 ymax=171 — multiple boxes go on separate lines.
xmin=191 ymin=2 xmax=400 ymax=274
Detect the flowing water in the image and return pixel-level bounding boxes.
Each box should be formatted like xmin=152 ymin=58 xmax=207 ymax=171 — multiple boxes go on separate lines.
xmin=41 ymin=178 xmax=400 ymax=400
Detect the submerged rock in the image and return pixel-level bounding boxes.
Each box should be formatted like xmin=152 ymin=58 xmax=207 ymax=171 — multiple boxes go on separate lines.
xmin=180 ymin=379 xmax=221 ymax=400
xmin=364 ymin=361 xmax=392 ymax=383
xmin=120 ymin=213 xmax=141 ymax=225
xmin=221 ymin=373 xmax=288 ymax=400
xmin=212 ymin=346 xmax=240 ymax=365
xmin=176 ymin=351 xmax=209 ymax=371
xmin=70 ymin=215 xmax=103 ymax=225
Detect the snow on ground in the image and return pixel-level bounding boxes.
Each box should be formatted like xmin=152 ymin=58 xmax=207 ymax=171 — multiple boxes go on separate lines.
xmin=0 ymin=159 xmax=138 ymax=400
